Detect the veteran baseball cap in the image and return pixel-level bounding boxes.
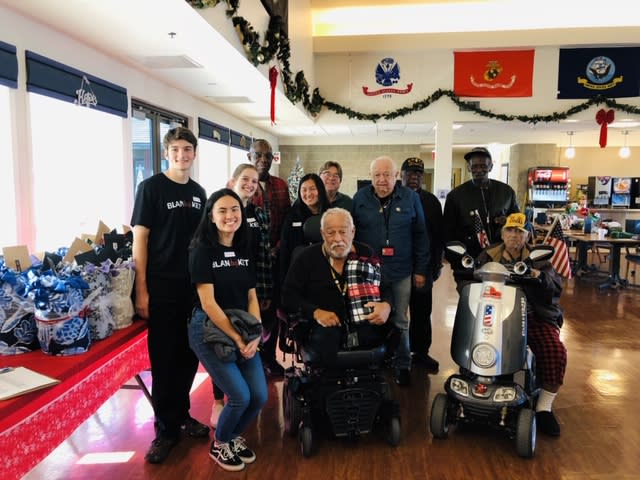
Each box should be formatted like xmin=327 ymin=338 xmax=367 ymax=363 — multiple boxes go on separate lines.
xmin=401 ymin=157 xmax=424 ymax=172
xmin=464 ymin=147 xmax=492 ymax=162
xmin=503 ymin=213 xmax=528 ymax=232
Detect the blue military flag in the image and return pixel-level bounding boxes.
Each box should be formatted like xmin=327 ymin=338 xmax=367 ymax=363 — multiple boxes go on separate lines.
xmin=557 ymin=47 xmax=640 ymax=99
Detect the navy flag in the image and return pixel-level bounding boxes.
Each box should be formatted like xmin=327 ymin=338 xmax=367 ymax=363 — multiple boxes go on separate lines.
xmin=557 ymin=47 xmax=640 ymax=99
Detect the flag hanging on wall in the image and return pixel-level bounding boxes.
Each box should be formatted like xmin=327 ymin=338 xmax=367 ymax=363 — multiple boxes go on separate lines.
xmin=557 ymin=47 xmax=640 ymax=99
xmin=544 ymin=218 xmax=572 ymax=279
xmin=454 ymin=50 xmax=534 ymax=98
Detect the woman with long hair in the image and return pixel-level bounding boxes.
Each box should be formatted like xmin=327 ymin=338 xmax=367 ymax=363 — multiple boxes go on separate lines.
xmin=188 ymin=188 xmax=268 ymax=472
xmin=279 ymin=173 xmax=330 ymax=280
xmin=208 ymin=164 xmax=272 ymax=428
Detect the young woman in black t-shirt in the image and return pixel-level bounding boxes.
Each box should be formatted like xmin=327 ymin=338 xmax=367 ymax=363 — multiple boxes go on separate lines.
xmin=208 ymin=164 xmax=272 ymax=429
xmin=187 ymin=188 xmax=267 ymax=472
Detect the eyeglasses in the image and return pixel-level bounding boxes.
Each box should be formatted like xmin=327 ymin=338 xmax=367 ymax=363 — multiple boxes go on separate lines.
xmin=253 ymin=152 xmax=273 ymax=160
xmin=320 ymin=171 xmax=341 ymax=179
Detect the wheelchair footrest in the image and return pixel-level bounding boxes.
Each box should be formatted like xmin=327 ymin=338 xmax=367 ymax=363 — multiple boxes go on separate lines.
xmin=325 ymin=387 xmax=382 ymax=437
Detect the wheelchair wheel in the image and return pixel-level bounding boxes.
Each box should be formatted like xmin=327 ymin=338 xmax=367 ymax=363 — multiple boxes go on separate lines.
xmin=386 ymin=415 xmax=401 ymax=447
xmin=284 ymin=379 xmax=302 ymax=436
xmin=299 ymin=425 xmax=313 ymax=458
xmin=430 ymin=393 xmax=450 ymax=439
xmin=515 ymin=408 xmax=536 ymax=458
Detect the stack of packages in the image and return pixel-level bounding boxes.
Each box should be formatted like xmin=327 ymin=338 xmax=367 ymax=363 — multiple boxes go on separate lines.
xmin=0 ymin=228 xmax=136 ymax=356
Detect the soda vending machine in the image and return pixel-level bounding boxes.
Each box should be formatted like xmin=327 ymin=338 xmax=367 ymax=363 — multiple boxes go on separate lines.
xmin=587 ymin=176 xmax=613 ymax=207
xmin=527 ymin=167 xmax=570 ymax=208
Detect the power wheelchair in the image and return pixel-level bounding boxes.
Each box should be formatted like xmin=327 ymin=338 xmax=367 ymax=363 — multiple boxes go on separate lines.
xmin=281 ymin=316 xmax=401 ymax=457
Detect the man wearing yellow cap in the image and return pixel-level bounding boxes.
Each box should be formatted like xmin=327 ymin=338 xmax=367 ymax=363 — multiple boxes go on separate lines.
xmin=472 ymin=212 xmax=567 ymax=437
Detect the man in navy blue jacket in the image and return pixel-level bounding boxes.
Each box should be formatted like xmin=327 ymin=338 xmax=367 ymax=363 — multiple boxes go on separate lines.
xmin=352 ymin=156 xmax=429 ymax=386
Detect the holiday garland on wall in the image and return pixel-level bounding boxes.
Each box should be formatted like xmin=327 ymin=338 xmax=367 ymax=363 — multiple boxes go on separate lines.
xmin=186 ymin=0 xmax=640 ymax=124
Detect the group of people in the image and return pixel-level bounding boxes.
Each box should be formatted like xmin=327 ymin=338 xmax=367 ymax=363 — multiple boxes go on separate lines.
xmin=130 ymin=128 xmax=567 ymax=471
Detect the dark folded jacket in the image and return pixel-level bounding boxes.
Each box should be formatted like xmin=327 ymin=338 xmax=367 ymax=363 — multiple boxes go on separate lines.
xmin=202 ymin=309 xmax=263 ymax=362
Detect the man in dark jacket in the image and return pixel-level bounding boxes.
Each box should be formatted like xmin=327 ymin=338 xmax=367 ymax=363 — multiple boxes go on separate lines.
xmin=443 ymin=147 xmax=519 ymax=265
xmin=352 ymin=156 xmax=429 ymax=386
xmin=281 ymin=208 xmax=392 ymax=365
xmin=400 ymin=157 xmax=443 ymax=371
xmin=474 ymin=213 xmax=566 ymax=437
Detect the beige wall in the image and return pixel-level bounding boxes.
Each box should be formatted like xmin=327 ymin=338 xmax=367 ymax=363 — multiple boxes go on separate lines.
xmin=280 ymin=143 xmax=640 ymax=207
xmin=278 ymin=145 xmax=472 ymax=196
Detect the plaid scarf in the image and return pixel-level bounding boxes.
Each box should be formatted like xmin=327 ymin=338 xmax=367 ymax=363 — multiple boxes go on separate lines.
xmin=344 ymin=252 xmax=381 ymax=324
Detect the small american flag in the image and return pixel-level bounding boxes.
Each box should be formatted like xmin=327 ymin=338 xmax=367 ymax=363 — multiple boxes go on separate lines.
xmin=544 ymin=218 xmax=573 ymax=278
xmin=473 ymin=210 xmax=490 ymax=249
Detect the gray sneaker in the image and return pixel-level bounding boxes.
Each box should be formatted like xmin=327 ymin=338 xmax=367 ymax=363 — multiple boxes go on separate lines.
xmin=209 ymin=441 xmax=245 ymax=471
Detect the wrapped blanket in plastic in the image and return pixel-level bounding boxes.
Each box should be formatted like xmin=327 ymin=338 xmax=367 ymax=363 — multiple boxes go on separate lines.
xmin=0 ymin=266 xmax=38 ymax=354
xmin=344 ymin=253 xmax=382 ymax=324
xmin=31 ymin=272 xmax=92 ymax=356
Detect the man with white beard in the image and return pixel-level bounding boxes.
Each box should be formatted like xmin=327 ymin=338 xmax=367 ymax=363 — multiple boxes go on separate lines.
xmin=281 ymin=208 xmax=392 ymax=365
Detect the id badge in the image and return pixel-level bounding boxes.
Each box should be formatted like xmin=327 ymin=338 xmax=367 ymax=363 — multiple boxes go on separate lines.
xmin=346 ymin=331 xmax=359 ymax=349
xmin=381 ymin=245 xmax=395 ymax=257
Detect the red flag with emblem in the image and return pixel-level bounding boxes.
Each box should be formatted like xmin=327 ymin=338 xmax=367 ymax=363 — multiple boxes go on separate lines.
xmin=454 ymin=50 xmax=535 ymax=97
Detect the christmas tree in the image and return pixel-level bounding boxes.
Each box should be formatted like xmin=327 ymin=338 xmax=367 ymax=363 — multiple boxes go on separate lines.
xmin=287 ymin=155 xmax=304 ymax=203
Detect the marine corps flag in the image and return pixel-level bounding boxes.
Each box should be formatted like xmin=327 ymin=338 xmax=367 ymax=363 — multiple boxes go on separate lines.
xmin=454 ymin=50 xmax=534 ymax=98
xmin=557 ymin=47 xmax=640 ymax=99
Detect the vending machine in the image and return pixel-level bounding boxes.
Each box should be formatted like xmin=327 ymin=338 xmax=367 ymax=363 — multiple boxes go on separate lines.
xmin=629 ymin=177 xmax=640 ymax=209
xmin=527 ymin=167 xmax=570 ymax=208
xmin=587 ymin=176 xmax=613 ymax=207
xmin=611 ymin=177 xmax=632 ymax=207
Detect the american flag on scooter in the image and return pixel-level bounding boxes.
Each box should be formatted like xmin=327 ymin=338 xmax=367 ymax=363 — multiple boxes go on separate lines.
xmin=473 ymin=209 xmax=490 ymax=249
xmin=544 ymin=217 xmax=573 ymax=278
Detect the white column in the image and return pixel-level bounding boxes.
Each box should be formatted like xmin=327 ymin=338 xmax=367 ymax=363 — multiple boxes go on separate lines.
xmin=433 ymin=118 xmax=454 ymax=208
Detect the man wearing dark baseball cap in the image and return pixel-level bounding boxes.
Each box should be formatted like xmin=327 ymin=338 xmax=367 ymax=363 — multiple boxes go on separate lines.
xmin=443 ymin=146 xmax=519 ymax=267
xmin=400 ymin=157 xmax=443 ymax=371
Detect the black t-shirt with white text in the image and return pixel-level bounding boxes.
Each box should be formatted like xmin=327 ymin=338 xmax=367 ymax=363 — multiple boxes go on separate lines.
xmin=189 ymin=243 xmax=256 ymax=311
xmin=131 ymin=173 xmax=206 ymax=279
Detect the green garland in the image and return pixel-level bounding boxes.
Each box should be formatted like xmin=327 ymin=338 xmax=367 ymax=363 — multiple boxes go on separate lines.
xmin=187 ymin=1 xmax=640 ymax=124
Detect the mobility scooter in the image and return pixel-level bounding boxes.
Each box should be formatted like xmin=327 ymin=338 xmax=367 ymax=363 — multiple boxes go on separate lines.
xmin=429 ymin=241 xmax=554 ymax=458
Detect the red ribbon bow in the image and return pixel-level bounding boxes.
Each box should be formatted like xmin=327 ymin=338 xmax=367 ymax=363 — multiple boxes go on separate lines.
xmin=595 ymin=109 xmax=614 ymax=148
xmin=269 ymin=66 xmax=278 ymax=125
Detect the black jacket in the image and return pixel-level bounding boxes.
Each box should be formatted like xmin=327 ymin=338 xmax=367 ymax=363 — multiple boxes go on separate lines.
xmin=443 ymin=179 xmax=519 ymax=261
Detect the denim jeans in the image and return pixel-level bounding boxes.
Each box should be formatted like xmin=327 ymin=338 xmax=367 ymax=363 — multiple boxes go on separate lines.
xmin=382 ymin=275 xmax=412 ymax=370
xmin=188 ymin=307 xmax=268 ymax=444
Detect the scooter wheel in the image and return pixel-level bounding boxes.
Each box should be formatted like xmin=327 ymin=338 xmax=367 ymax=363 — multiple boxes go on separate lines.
xmin=515 ymin=408 xmax=536 ymax=458
xmin=430 ymin=393 xmax=450 ymax=439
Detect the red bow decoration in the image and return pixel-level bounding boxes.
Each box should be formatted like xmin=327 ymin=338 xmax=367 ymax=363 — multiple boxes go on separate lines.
xmin=595 ymin=109 xmax=614 ymax=148
xmin=269 ymin=66 xmax=278 ymax=125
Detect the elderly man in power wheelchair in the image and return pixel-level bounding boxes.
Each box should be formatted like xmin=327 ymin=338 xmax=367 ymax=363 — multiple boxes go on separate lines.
xmin=281 ymin=207 xmax=401 ymax=456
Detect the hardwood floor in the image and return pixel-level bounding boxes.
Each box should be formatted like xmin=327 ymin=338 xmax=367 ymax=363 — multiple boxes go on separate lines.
xmin=22 ymin=265 xmax=640 ymax=480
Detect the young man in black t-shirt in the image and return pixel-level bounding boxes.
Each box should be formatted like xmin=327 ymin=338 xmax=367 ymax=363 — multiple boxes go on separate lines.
xmin=130 ymin=127 xmax=210 ymax=464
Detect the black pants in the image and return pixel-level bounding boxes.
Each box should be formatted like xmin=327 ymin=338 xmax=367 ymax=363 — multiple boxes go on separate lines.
xmin=147 ymin=277 xmax=199 ymax=439
xmin=408 ymin=284 xmax=434 ymax=355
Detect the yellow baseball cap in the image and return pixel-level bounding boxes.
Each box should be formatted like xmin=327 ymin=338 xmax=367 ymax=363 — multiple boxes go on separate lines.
xmin=503 ymin=213 xmax=528 ymax=232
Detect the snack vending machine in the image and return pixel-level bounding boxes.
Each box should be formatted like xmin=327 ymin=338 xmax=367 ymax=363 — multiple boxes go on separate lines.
xmin=611 ymin=177 xmax=632 ymax=207
xmin=587 ymin=176 xmax=613 ymax=207
xmin=527 ymin=167 xmax=570 ymax=208
xmin=631 ymin=178 xmax=640 ymax=209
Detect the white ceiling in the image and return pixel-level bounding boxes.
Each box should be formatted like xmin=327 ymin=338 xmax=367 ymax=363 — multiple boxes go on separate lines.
xmin=3 ymin=0 xmax=640 ymax=149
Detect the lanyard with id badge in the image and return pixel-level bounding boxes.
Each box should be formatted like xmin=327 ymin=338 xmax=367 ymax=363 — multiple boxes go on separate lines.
xmin=379 ymin=195 xmax=395 ymax=258
xmin=328 ymin=256 xmax=359 ymax=349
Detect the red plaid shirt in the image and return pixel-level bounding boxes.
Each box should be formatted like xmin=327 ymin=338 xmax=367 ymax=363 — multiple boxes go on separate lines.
xmin=250 ymin=175 xmax=291 ymax=248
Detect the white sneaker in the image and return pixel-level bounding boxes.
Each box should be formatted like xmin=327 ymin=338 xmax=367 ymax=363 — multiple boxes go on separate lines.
xmin=210 ymin=402 xmax=224 ymax=428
